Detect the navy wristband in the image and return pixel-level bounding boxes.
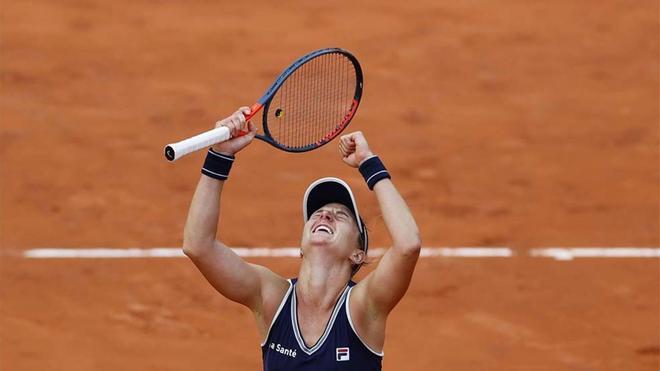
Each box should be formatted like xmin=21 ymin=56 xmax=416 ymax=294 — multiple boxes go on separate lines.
xmin=359 ymin=156 xmax=391 ymax=190
xmin=201 ymin=149 xmax=235 ymax=181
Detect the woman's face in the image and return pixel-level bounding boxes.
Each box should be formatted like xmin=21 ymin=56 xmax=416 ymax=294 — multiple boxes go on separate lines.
xmin=301 ymin=203 xmax=361 ymax=260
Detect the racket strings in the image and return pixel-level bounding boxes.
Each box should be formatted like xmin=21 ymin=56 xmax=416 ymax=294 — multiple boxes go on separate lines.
xmin=266 ymin=52 xmax=357 ymax=150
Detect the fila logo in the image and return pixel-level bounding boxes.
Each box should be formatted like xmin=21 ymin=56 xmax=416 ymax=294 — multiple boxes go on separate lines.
xmin=336 ymin=347 xmax=350 ymax=361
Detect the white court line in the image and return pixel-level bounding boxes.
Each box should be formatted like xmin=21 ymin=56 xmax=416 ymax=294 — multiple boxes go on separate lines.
xmin=529 ymin=248 xmax=660 ymax=261
xmin=22 ymin=248 xmax=186 ymax=259
xmin=21 ymin=247 xmax=513 ymax=259
xmin=420 ymin=247 xmax=513 ymax=257
xmin=18 ymin=247 xmax=660 ymax=259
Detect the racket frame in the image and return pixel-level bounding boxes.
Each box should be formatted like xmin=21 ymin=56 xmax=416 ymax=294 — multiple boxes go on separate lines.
xmin=164 ymin=48 xmax=363 ymax=161
xmin=254 ymin=47 xmax=364 ymax=152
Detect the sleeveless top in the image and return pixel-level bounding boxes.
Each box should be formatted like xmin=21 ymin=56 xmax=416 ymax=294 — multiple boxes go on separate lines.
xmin=261 ymin=278 xmax=383 ymax=371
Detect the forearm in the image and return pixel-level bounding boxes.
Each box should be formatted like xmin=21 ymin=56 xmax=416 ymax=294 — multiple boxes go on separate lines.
xmin=372 ymin=178 xmax=421 ymax=253
xmin=183 ymin=175 xmax=224 ymax=254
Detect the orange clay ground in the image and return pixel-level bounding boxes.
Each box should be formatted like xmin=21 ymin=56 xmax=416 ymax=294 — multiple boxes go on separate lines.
xmin=1 ymin=0 xmax=658 ymax=370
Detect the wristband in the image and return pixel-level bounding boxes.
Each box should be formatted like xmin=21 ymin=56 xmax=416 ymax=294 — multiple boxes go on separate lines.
xmin=201 ymin=148 xmax=234 ymax=181
xmin=359 ymin=155 xmax=391 ymax=190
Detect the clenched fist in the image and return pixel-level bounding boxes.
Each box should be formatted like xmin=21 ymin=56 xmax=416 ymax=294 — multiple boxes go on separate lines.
xmin=339 ymin=131 xmax=375 ymax=168
xmin=212 ymin=107 xmax=258 ymax=155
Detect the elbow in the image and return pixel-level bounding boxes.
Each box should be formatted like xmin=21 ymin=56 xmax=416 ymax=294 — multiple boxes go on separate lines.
xmin=182 ymin=233 xmax=214 ymax=259
xmin=183 ymin=216 xmax=216 ymax=252
xmin=182 ymin=241 xmax=198 ymax=259
xmin=406 ymin=240 xmax=422 ymax=256
xmin=182 ymin=243 xmax=198 ymax=258
xmin=395 ymin=233 xmax=422 ymax=256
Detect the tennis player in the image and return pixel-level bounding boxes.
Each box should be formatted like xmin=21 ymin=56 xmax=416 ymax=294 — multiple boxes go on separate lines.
xmin=183 ymin=108 xmax=421 ymax=370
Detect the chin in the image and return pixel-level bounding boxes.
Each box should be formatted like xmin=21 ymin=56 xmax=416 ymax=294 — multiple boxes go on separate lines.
xmin=309 ymin=240 xmax=332 ymax=247
xmin=308 ymin=236 xmax=336 ymax=248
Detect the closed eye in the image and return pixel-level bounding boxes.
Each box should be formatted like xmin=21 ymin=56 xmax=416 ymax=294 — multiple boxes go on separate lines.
xmin=336 ymin=211 xmax=349 ymax=220
xmin=310 ymin=208 xmax=351 ymax=221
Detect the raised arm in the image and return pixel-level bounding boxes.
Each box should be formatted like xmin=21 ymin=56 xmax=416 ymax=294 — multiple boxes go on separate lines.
xmin=338 ymin=132 xmax=421 ymax=317
xmin=364 ymin=178 xmax=421 ymax=312
xmin=182 ymin=108 xmax=288 ymax=325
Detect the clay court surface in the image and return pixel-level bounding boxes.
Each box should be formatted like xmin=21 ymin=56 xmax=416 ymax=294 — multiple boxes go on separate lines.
xmin=1 ymin=0 xmax=658 ymax=370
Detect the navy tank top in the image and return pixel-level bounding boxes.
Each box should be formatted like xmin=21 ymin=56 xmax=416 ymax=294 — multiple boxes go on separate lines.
xmin=261 ymin=278 xmax=383 ymax=371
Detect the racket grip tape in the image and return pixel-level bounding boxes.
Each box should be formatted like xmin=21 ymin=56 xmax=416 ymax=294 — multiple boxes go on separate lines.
xmin=164 ymin=126 xmax=232 ymax=162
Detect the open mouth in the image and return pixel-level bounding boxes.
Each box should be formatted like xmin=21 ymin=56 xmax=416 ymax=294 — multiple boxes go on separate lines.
xmin=312 ymin=224 xmax=334 ymax=235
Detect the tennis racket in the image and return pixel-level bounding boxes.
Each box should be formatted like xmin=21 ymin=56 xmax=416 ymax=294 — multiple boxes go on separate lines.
xmin=164 ymin=48 xmax=363 ymax=161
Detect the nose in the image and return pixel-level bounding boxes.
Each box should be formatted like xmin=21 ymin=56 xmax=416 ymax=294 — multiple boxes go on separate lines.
xmin=318 ymin=210 xmax=333 ymax=221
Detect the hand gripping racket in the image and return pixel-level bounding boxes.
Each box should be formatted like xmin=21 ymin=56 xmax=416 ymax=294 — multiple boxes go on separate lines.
xmin=164 ymin=48 xmax=363 ymax=161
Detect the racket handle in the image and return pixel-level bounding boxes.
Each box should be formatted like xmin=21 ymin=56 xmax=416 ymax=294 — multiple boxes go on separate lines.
xmin=245 ymin=103 xmax=262 ymax=121
xmin=232 ymin=103 xmax=264 ymax=137
xmin=164 ymin=126 xmax=231 ymax=162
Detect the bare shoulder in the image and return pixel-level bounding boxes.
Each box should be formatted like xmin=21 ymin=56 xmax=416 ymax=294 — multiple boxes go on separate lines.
xmin=251 ymin=264 xmax=289 ymax=312
xmin=346 ymin=275 xmax=387 ymax=353
xmin=350 ymin=274 xmax=386 ymax=320
xmin=249 ymin=264 xmax=291 ymax=339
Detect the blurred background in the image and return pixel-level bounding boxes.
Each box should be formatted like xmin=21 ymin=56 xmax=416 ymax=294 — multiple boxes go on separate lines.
xmin=1 ymin=0 xmax=658 ymax=370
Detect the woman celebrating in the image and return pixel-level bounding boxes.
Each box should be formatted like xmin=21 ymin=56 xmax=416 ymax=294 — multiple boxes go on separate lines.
xmin=183 ymin=107 xmax=421 ymax=370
